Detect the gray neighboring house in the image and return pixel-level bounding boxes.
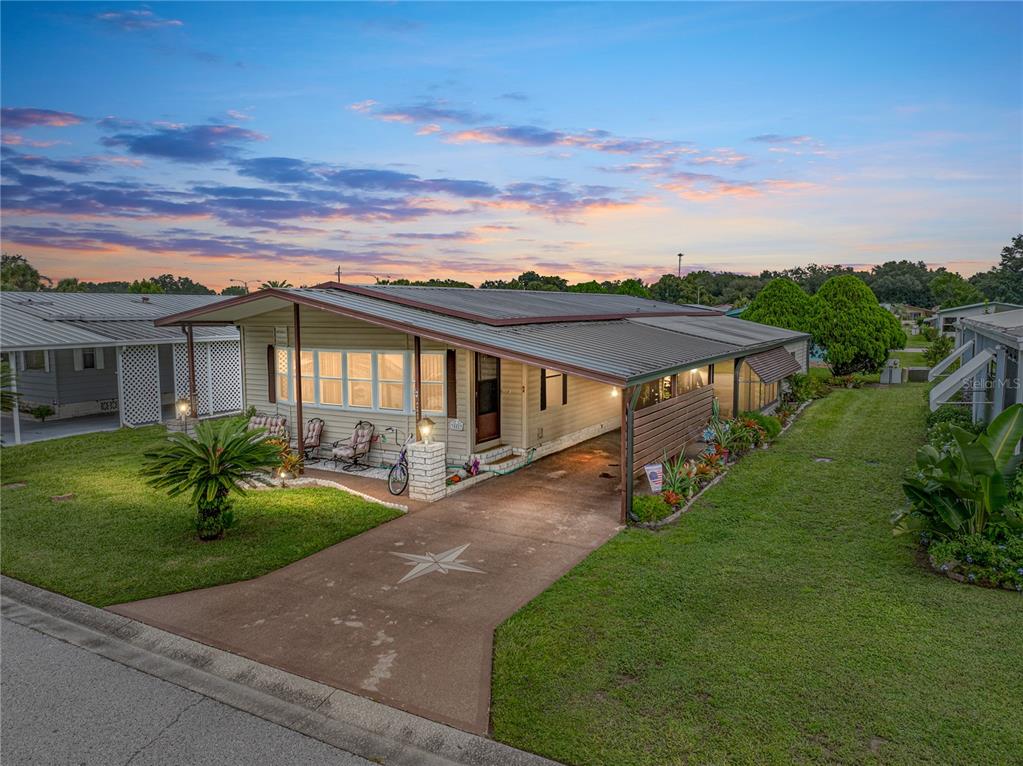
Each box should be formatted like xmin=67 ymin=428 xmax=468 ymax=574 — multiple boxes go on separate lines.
xmin=931 ymin=301 xmax=1021 ymax=336
xmin=928 ymin=307 xmax=1023 ymax=422
xmin=1 ymin=292 xmax=241 ymax=444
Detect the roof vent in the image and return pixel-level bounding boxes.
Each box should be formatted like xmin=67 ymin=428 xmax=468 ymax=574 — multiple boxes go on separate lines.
xmin=140 ymin=296 xmax=150 ymax=303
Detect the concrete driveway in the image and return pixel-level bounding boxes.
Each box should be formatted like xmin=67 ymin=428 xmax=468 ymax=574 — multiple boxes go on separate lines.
xmin=110 ymin=432 xmax=622 ymax=734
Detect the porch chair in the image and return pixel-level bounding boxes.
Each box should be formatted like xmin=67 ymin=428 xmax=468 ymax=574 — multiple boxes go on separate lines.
xmin=293 ymin=417 xmax=325 ymax=462
xmin=331 ymin=420 xmax=375 ymax=472
xmin=248 ymin=413 xmax=288 ymax=439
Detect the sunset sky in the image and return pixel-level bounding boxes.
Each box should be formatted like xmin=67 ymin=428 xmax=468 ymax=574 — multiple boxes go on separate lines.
xmin=1 ymin=2 xmax=1020 ymax=290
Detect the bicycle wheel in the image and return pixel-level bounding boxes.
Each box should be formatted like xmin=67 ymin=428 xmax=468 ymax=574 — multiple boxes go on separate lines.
xmin=388 ymin=460 xmax=409 ymax=496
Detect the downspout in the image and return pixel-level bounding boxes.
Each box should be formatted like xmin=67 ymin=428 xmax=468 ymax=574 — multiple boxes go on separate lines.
xmin=732 ymin=356 xmax=745 ymax=417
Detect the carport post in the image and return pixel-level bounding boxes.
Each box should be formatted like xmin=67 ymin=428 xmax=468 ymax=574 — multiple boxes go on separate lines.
xmin=185 ymin=324 xmax=198 ymax=418
xmin=7 ymin=351 xmax=21 ymax=445
xmin=619 ymin=385 xmax=638 ymax=523
xmin=293 ymin=302 xmax=304 ymax=469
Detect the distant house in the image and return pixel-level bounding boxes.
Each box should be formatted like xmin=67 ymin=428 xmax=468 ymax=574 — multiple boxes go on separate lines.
xmin=882 ymin=303 xmax=935 ymax=336
xmin=156 ymin=283 xmax=810 ymax=518
xmin=1 ymin=293 xmax=242 ymax=443
xmin=931 ymin=301 xmax=1021 ymax=336
xmin=928 ymin=307 xmax=1023 ymax=422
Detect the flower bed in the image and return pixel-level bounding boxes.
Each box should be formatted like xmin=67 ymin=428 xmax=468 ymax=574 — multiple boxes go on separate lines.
xmin=926 ymin=534 xmax=1023 ymax=592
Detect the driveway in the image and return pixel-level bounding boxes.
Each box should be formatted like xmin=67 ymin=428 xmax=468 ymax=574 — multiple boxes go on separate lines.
xmin=109 ymin=432 xmax=622 ymax=734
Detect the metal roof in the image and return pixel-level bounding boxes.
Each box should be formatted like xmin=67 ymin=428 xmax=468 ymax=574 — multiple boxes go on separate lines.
xmin=155 ymin=286 xmax=807 ymax=387
xmin=933 ymin=301 xmax=1021 ymax=316
xmin=744 ymin=346 xmax=803 ymax=384
xmin=1 ymin=292 xmax=238 ymax=351
xmin=960 ymin=307 xmax=1023 ymax=343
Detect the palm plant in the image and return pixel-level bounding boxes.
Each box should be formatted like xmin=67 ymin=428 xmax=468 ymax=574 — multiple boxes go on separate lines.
xmin=141 ymin=418 xmax=282 ymax=540
xmin=260 ymin=279 xmax=293 ymax=289
xmin=895 ymin=404 xmax=1023 ymax=540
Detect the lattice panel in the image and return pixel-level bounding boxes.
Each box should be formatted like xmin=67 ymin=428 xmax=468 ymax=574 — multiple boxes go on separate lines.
xmin=208 ymin=340 xmax=242 ymax=413
xmin=173 ymin=343 xmax=210 ymax=415
xmin=120 ymin=345 xmax=162 ymax=425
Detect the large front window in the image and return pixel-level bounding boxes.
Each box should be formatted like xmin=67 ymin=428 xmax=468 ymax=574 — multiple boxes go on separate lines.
xmin=276 ymin=348 xmax=445 ymax=414
xmin=637 ymin=367 xmax=708 ymax=410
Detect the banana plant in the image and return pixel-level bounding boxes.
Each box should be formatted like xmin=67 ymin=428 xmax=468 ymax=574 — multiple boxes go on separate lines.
xmin=895 ymin=404 xmax=1023 ymax=539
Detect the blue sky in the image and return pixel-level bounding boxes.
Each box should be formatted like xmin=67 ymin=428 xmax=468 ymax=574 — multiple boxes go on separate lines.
xmin=1 ymin=2 xmax=1020 ymax=289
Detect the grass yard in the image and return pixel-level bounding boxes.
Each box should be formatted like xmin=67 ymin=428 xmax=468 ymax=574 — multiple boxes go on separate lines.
xmin=0 ymin=426 xmax=401 ymax=607
xmin=890 ymin=349 xmax=928 ymax=367
xmin=492 ymin=384 xmax=1023 ymax=765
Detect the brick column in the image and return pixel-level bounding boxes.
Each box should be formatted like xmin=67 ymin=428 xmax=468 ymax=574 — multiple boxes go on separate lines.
xmin=408 ymin=441 xmax=447 ymax=502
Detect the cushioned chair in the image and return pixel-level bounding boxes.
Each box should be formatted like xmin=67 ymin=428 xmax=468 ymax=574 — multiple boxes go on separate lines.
xmin=331 ymin=420 xmax=375 ymax=471
xmin=248 ymin=413 xmax=288 ymax=439
xmin=293 ymin=417 xmax=325 ymax=461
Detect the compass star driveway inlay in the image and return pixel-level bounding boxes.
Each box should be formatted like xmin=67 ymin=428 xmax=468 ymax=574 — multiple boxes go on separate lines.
xmin=109 ymin=433 xmax=621 ymax=734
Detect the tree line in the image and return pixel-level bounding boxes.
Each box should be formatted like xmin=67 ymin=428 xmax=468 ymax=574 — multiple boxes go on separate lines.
xmin=3 ymin=234 xmax=1019 ymax=307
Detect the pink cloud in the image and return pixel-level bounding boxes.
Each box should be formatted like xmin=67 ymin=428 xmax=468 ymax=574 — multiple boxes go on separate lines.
xmin=1 ymin=107 xmax=85 ymax=129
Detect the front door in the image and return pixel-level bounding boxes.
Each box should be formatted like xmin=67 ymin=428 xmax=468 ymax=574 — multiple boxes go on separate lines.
xmin=474 ymin=353 xmax=501 ymax=444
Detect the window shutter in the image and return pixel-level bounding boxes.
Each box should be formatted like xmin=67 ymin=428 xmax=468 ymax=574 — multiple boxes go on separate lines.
xmin=94 ymin=348 xmax=104 ymax=370
xmin=445 ymin=349 xmax=457 ymax=415
xmin=562 ymin=372 xmax=568 ymax=405
xmin=267 ymin=344 xmax=276 ymax=403
xmin=73 ymin=348 xmax=84 ymax=371
xmin=540 ymin=369 xmax=547 ymax=411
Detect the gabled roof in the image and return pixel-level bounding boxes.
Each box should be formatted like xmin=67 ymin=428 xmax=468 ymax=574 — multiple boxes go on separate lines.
xmin=156 ymin=285 xmax=808 ymax=387
xmin=1 ymin=292 xmax=238 ymax=351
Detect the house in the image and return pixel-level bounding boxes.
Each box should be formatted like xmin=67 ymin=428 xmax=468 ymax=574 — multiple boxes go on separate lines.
xmin=1 ymin=292 xmax=242 ymax=444
xmin=928 ymin=307 xmax=1023 ymax=423
xmin=931 ymin=301 xmax=1021 ymax=336
xmin=156 ymin=283 xmax=809 ymax=519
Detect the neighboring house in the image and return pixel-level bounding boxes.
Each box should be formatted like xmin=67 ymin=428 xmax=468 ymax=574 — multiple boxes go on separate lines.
xmin=883 ymin=303 xmax=935 ymax=336
xmin=1 ymin=293 xmax=242 ymax=442
xmin=928 ymin=307 xmax=1023 ymax=423
xmin=157 ymin=283 xmax=809 ymax=518
xmin=931 ymin=301 xmax=1021 ymax=336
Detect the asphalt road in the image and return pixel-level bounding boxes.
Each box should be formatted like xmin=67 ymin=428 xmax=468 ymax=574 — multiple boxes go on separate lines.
xmin=0 ymin=618 xmax=372 ymax=766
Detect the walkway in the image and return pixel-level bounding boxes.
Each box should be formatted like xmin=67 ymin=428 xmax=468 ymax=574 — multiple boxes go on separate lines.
xmin=110 ymin=432 xmax=623 ymax=735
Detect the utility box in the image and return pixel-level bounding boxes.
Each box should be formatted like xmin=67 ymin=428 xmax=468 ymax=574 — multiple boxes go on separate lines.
xmin=880 ymin=358 xmax=903 ymax=385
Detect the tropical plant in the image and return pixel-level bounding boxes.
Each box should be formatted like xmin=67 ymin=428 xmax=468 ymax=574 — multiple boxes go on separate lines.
xmin=28 ymin=404 xmax=54 ymax=422
xmin=785 ymin=372 xmax=830 ymax=403
xmin=894 ymin=404 xmax=1023 ymax=540
xmin=727 ymin=418 xmax=762 ymax=452
xmin=1 ymin=360 xmax=21 ymax=413
xmin=923 ymin=334 xmax=954 ymax=368
xmin=141 ymin=418 xmax=282 ymax=540
xmin=741 ymin=411 xmax=782 ymax=440
xmin=661 ymin=452 xmax=697 ymax=500
xmin=260 ymin=279 xmax=293 ymax=289
xmin=775 ymin=402 xmax=797 ymax=426
xmin=266 ymin=437 xmax=303 ymax=478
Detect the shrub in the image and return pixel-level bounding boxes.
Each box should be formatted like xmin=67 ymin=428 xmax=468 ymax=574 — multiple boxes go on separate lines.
xmin=923 ymin=334 xmax=955 ymax=368
xmin=28 ymin=404 xmax=54 ymax=422
xmin=928 ymin=533 xmax=1023 ymax=590
xmin=785 ymin=372 xmax=831 ymax=402
xmin=895 ymin=405 xmax=1023 ymax=541
xmin=926 ymin=403 xmax=974 ymax=430
xmin=632 ymin=494 xmax=674 ymax=523
xmin=741 ymin=411 xmax=782 ymax=440
xmin=810 ymin=275 xmax=907 ymax=374
xmin=141 ymin=418 xmax=282 ymax=540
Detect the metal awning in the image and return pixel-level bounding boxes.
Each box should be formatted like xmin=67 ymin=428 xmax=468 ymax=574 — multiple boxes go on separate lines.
xmin=929 ymin=348 xmax=992 ymax=411
xmin=744 ymin=346 xmax=802 ymax=384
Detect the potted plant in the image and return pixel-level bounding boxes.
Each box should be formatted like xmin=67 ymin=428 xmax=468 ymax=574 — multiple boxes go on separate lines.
xmin=141 ymin=418 xmax=282 ymax=540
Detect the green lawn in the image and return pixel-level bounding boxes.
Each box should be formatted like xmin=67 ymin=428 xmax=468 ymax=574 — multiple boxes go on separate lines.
xmin=492 ymin=385 xmax=1022 ymax=765
xmin=890 ymin=349 xmax=928 ymax=367
xmin=0 ymin=426 xmax=401 ymax=607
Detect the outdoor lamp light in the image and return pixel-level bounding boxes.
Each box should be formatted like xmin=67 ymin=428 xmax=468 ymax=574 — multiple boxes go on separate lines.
xmin=175 ymin=398 xmax=191 ymax=419
xmin=611 ymin=387 xmax=619 ymax=397
xmin=418 ymin=416 xmax=435 ymax=443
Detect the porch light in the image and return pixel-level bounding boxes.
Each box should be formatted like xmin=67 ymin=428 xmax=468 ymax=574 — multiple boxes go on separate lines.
xmin=611 ymin=387 xmax=619 ymax=398
xmin=175 ymin=398 xmax=191 ymax=419
xmin=418 ymin=416 xmax=436 ymax=443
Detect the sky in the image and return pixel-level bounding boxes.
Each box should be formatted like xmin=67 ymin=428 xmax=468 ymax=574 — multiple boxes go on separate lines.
xmin=1 ymin=2 xmax=1020 ymax=291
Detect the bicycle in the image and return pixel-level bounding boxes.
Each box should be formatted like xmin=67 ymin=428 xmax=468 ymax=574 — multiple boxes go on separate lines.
xmin=385 ymin=427 xmax=416 ymax=496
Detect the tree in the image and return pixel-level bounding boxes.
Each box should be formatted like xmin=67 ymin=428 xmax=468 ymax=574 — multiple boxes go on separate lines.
xmin=128 ymin=279 xmax=164 ymax=294
xmin=149 ymin=274 xmax=215 ymax=295
xmin=141 ymin=419 xmax=282 ymax=540
xmin=566 ymin=280 xmax=608 ymax=294
xmin=54 ymin=277 xmax=84 ymax=292
xmin=969 ymin=234 xmax=1023 ymax=304
xmin=742 ymin=278 xmax=812 ymax=332
xmin=377 ymin=278 xmax=474 ymax=288
xmin=613 ymin=278 xmax=651 ymax=298
xmin=929 ymin=272 xmax=984 ymax=309
xmin=809 ymin=275 xmax=904 ymax=375
xmin=1 ymin=254 xmax=50 ymax=291
xmin=260 ymin=279 xmax=293 ymax=289
xmin=780 ymin=263 xmax=860 ymax=294
xmin=648 ymin=274 xmax=695 ymax=304
xmin=867 ymin=260 xmax=934 ymax=306
xmin=220 ymin=285 xmax=247 ymax=296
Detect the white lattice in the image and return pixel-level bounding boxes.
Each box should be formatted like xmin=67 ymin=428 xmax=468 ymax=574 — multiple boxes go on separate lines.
xmin=120 ymin=345 xmax=162 ymax=425
xmin=173 ymin=343 xmax=210 ymax=415
xmin=173 ymin=340 xmax=242 ymax=416
xmin=208 ymin=340 xmax=242 ymax=413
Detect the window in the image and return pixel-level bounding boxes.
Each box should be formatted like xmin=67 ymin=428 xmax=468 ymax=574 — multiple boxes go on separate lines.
xmin=678 ymin=367 xmax=706 ymax=394
xmin=318 ymin=351 xmax=342 ymax=405
xmin=540 ymin=369 xmax=567 ymax=411
xmin=299 ymin=350 xmax=315 ymax=402
xmin=378 ymin=353 xmax=405 ymax=410
xmin=421 ymin=353 xmax=445 ymax=413
xmin=23 ymin=350 xmax=46 ymax=371
xmin=637 ymin=375 xmax=674 ymax=409
xmin=82 ymin=348 xmax=96 ymax=369
xmin=347 ymin=352 xmax=373 ymax=408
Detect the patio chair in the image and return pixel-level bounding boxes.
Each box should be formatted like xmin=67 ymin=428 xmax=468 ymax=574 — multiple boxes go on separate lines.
xmin=331 ymin=420 xmax=375 ymax=472
xmin=248 ymin=413 xmax=288 ymax=439
xmin=293 ymin=417 xmax=325 ymax=461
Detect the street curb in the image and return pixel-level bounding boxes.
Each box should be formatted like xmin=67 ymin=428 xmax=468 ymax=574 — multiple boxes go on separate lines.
xmin=0 ymin=576 xmax=561 ymax=766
